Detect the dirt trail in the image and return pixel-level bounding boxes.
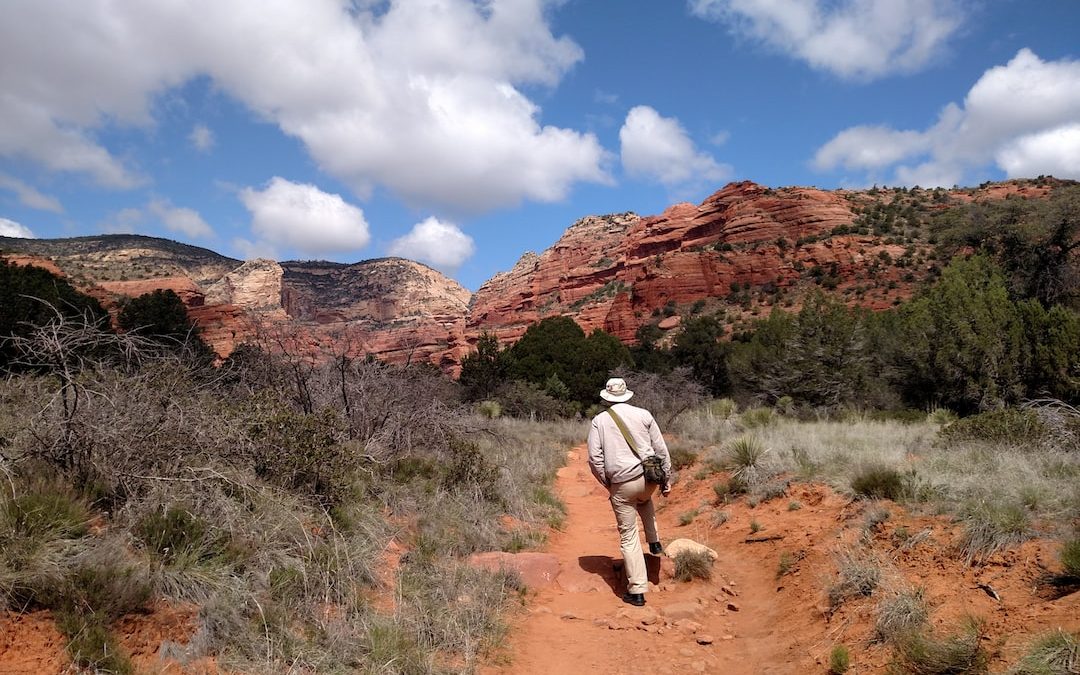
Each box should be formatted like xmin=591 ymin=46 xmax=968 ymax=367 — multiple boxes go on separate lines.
xmin=483 ymin=445 xmax=831 ymax=675
xmin=484 ymin=445 xmax=1080 ymax=674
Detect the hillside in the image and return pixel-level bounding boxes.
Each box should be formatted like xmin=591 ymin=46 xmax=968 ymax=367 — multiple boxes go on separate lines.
xmin=1 ymin=177 xmax=1074 ymax=367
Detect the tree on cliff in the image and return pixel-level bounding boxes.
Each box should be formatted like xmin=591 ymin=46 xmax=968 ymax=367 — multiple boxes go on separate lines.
xmin=118 ymin=288 xmax=214 ymax=363
xmin=0 ymin=259 xmax=108 ymax=369
xmin=671 ymin=315 xmax=730 ymax=396
xmin=459 ymin=332 xmax=504 ymax=401
xmin=500 ymin=316 xmax=631 ymax=408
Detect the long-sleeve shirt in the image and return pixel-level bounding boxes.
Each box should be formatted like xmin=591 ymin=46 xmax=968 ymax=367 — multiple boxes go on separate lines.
xmin=586 ymin=402 xmax=671 ymax=487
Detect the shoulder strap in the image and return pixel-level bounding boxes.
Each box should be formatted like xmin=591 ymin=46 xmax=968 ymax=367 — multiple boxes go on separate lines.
xmin=606 ymin=408 xmax=643 ymax=460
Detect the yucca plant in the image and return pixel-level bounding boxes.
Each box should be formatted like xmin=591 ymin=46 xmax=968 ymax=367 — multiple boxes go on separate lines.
xmin=724 ymin=436 xmax=770 ymax=486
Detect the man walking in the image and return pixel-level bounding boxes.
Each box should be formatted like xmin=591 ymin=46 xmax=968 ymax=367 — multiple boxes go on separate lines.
xmin=587 ymin=377 xmax=672 ymax=606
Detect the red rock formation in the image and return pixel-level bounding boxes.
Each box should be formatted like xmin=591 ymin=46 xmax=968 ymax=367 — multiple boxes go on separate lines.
xmin=468 ymin=181 xmax=931 ymax=346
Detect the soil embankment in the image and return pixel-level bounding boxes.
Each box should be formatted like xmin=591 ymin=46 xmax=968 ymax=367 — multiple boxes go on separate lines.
xmin=484 ymin=446 xmax=1080 ymax=674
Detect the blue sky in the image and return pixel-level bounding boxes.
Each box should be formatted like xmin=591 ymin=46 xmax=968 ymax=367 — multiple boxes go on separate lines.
xmin=1 ymin=1 xmax=1078 ymax=290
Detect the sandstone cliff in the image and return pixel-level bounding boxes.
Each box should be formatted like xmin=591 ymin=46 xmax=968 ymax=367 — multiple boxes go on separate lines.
xmin=2 ymin=178 xmax=1071 ymax=369
xmin=469 ymin=180 xmax=927 ymax=346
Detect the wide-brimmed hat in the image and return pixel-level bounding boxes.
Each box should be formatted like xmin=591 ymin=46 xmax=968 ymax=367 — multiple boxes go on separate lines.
xmin=600 ymin=377 xmax=634 ymax=402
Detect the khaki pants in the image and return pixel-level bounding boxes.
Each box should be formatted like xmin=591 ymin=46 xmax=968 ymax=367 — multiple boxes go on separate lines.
xmin=608 ymin=475 xmax=659 ymax=594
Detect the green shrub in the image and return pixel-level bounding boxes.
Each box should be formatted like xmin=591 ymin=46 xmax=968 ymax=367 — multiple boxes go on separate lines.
xmin=891 ymin=618 xmax=989 ymax=675
xmin=136 ymin=506 xmax=227 ymax=565
xmin=723 ymin=436 xmax=770 ymax=486
xmin=709 ymin=398 xmax=738 ymax=420
xmin=741 ymin=407 xmax=776 ymax=428
xmin=712 ymin=477 xmax=747 ymax=503
xmin=1008 ymin=629 xmax=1080 ymax=675
xmin=851 ymin=464 xmax=906 ymax=500
xmin=673 ymin=550 xmax=713 ymax=582
xmin=829 ymin=645 xmax=851 ymax=674
xmin=57 ymin=611 xmax=135 ymax=675
xmin=476 ymin=400 xmax=502 ymax=419
xmin=443 ymin=438 xmax=502 ymax=504
xmin=2 ymin=482 xmax=91 ymax=541
xmin=1059 ymin=538 xmax=1080 ymax=577
xmin=958 ymin=499 xmax=1031 ymax=564
xmin=668 ymin=443 xmax=699 ymax=471
xmin=678 ymin=509 xmax=699 ymax=526
xmin=927 ymin=408 xmax=959 ymax=425
xmin=940 ymin=409 xmax=1045 ymax=446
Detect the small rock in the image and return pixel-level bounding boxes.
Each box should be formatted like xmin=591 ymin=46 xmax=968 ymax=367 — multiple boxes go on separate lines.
xmin=639 ymin=608 xmax=661 ymax=625
xmin=726 ymin=602 xmax=740 ymax=612
xmin=722 ymin=634 xmax=735 ymax=640
xmin=697 ymin=635 xmax=715 ymax=645
xmin=691 ymin=660 xmax=707 ymax=673
xmin=533 ymin=606 xmax=552 ymax=614
xmin=722 ymin=586 xmax=738 ymax=597
xmin=593 ymin=618 xmax=610 ymax=627
xmin=662 ymin=602 xmax=702 ymax=621
xmin=679 ymin=648 xmax=696 ymax=657
xmin=676 ymin=620 xmax=704 ymax=635
xmin=666 ymin=538 xmax=719 ymax=561
xmin=560 ymin=612 xmax=581 ymax=621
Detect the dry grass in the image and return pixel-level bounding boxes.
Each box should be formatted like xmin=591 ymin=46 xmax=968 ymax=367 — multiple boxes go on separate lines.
xmin=875 ymin=587 xmax=929 ymax=643
xmin=890 ymin=617 xmax=989 ymax=675
xmin=1008 ymin=629 xmax=1080 ymax=675
xmin=673 ymin=550 xmax=713 ymax=582
xmin=827 ymin=546 xmax=883 ymax=610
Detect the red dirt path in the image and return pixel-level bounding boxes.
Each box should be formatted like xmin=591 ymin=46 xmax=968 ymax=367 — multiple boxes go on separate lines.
xmin=482 ymin=445 xmax=1080 ymax=674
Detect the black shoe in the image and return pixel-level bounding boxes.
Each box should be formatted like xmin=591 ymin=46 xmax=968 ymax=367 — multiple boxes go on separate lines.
xmin=649 ymin=541 xmax=663 ymax=555
xmin=622 ymin=593 xmax=645 ymax=606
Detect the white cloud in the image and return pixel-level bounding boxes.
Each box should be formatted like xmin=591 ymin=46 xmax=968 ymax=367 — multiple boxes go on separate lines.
xmin=0 ymin=0 xmax=609 ymax=211
xmin=148 ymin=198 xmax=214 ymax=239
xmin=189 ymin=124 xmax=215 ymax=152
xmin=619 ymin=106 xmax=732 ymax=192
xmin=996 ymin=124 xmax=1080 ymax=179
xmin=388 ymin=217 xmax=475 ymax=272
xmin=232 ymin=237 xmax=279 ymax=261
xmin=814 ymin=49 xmax=1080 ymax=185
xmin=0 ymin=174 xmax=63 ymax=213
xmin=0 ymin=217 xmax=34 ymax=238
xmin=101 ymin=207 xmax=145 ymax=234
xmin=689 ymin=0 xmax=962 ymax=80
xmin=239 ymin=177 xmax=370 ymax=255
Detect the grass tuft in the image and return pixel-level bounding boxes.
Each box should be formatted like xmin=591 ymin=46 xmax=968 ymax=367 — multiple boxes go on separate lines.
xmin=1060 ymin=537 xmax=1080 ymax=577
xmin=891 ymin=617 xmax=989 ymax=675
xmin=1008 ymin=629 xmax=1079 ymax=675
xmin=828 ymin=548 xmax=881 ymax=610
xmin=875 ymin=587 xmax=929 ymax=643
xmin=957 ymin=499 xmax=1032 ymax=565
xmin=829 ymin=644 xmax=851 ymax=674
xmin=851 ymin=464 xmax=906 ymax=501
xmin=673 ymin=550 xmax=713 ymax=582
xmin=723 ymin=436 xmax=771 ymax=486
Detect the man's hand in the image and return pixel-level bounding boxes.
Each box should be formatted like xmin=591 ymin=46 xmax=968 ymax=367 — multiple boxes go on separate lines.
xmin=661 ymin=484 xmax=671 ymax=497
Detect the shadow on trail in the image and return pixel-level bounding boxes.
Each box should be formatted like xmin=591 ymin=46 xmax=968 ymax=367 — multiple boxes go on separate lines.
xmin=577 ymin=554 xmax=664 ymax=597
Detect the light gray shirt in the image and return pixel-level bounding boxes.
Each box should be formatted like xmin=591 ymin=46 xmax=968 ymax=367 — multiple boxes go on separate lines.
xmin=587 ymin=402 xmax=671 ymax=486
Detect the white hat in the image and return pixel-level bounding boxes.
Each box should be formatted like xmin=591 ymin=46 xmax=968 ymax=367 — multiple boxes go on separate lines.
xmin=600 ymin=377 xmax=634 ymax=402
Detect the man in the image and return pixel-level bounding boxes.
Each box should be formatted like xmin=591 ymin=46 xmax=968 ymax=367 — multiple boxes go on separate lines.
xmin=587 ymin=377 xmax=672 ymax=606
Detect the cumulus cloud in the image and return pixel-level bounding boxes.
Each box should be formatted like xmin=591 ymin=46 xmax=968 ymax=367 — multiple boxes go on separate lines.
xmin=0 ymin=217 xmax=34 ymax=238
xmin=813 ymin=49 xmax=1080 ymax=185
xmin=0 ymin=174 xmax=63 ymax=213
xmin=0 ymin=0 xmax=609 ymax=210
xmin=689 ymin=0 xmax=962 ymax=80
xmin=101 ymin=207 xmax=145 ymax=234
xmin=240 ymin=177 xmax=370 ymax=255
xmin=388 ymin=217 xmax=475 ymax=272
xmin=189 ymin=124 xmax=215 ymax=153
xmin=620 ymin=106 xmax=732 ymax=193
xmin=148 ymin=198 xmax=214 ymax=239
